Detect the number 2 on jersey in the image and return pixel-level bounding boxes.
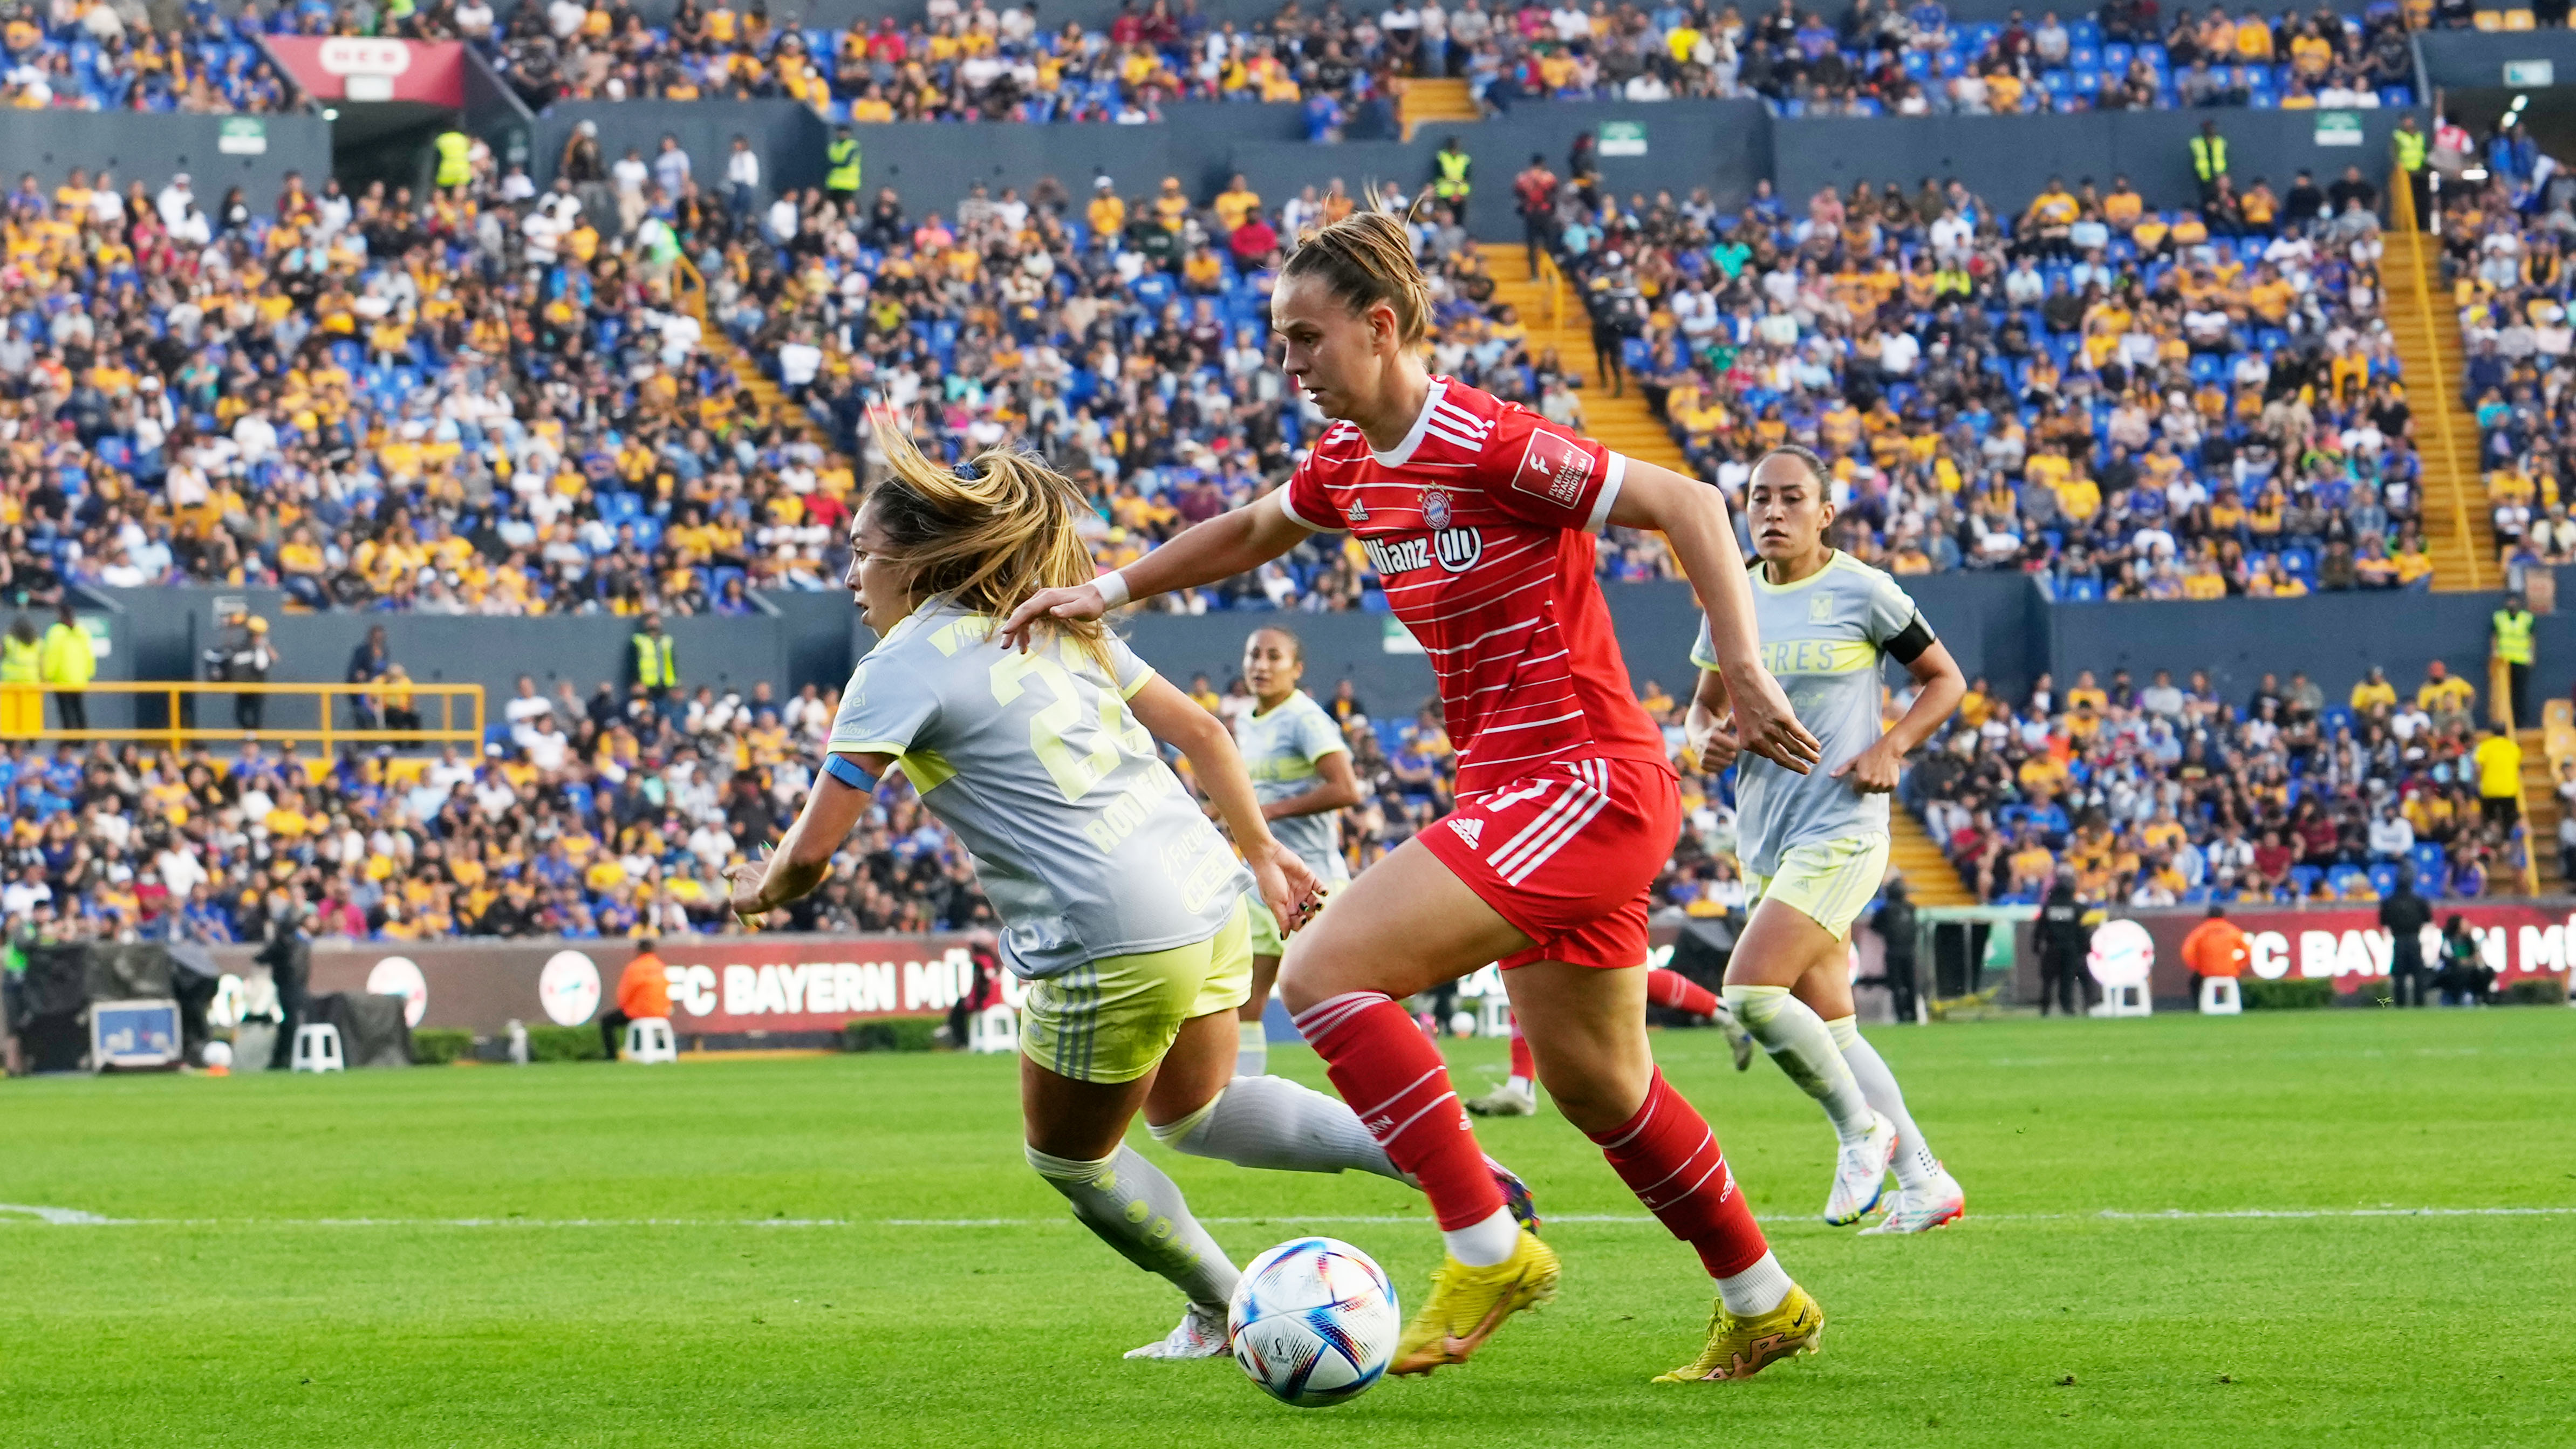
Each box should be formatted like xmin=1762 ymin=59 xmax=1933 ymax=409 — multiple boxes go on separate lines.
xmin=988 ymin=645 xmax=1148 ymax=804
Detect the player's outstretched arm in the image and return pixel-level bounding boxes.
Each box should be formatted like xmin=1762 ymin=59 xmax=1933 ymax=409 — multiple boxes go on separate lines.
xmin=995 ymin=492 xmax=1311 ymax=652
xmin=1129 ymin=674 xmax=1323 ymax=934
xmin=1833 ymin=638 xmax=1967 ymax=795
xmin=726 ymin=751 xmax=889 ymax=919
xmin=1610 ymin=460 xmax=1822 ymax=774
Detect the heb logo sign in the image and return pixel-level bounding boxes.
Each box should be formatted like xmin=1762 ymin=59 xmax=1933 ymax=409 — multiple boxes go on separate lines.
xmin=317 ymin=37 xmax=411 ymax=74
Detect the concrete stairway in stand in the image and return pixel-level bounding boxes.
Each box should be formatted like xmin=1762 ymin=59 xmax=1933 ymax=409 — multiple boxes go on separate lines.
xmin=1889 ymin=803 xmax=1978 ymax=906
xmin=2384 ymin=227 xmax=2496 ymax=592
xmin=1477 ymin=242 xmax=1692 ymax=476
xmin=2519 ymin=728 xmax=2562 ymax=893
xmin=1396 ymin=77 xmax=1481 ymax=141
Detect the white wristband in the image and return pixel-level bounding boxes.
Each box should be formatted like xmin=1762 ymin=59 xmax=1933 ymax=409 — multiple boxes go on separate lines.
xmin=1094 ymin=569 xmax=1132 ymax=610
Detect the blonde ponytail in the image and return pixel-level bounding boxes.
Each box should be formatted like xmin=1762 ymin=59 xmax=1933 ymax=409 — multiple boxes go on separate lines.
xmin=865 ymin=416 xmax=1109 ymax=665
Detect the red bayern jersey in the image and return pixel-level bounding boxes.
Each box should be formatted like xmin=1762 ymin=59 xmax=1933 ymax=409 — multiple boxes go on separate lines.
xmin=1277 ymin=376 xmax=1671 ymax=798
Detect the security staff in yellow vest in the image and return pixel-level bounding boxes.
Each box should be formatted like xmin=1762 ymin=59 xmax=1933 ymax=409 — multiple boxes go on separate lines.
xmin=631 ymin=610 xmax=678 ymax=701
xmin=824 ymin=127 xmax=862 ymax=207
xmin=2391 ymin=113 xmax=2429 ymax=230
xmin=38 ymin=604 xmax=93 ymax=732
xmin=2493 ymin=592 xmax=2537 ymax=729
xmin=0 ymin=616 xmax=38 ymax=739
xmin=2189 ymin=119 xmax=2229 ymax=207
xmin=1431 ymin=136 xmax=1472 ymax=226
xmin=434 ymin=129 xmax=473 ymax=191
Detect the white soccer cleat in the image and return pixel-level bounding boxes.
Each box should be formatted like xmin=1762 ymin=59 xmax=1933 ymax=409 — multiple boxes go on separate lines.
xmin=1823 ymin=1112 xmax=1897 ymax=1226
xmin=1465 ymin=1079 xmax=1538 ymax=1117
xmin=1124 ymin=1302 xmax=1231 ymax=1360
xmin=1858 ymin=1165 xmax=1966 ymax=1236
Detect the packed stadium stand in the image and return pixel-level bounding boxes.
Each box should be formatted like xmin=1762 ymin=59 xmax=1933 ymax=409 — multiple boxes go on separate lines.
xmin=4 ymin=0 xmax=2572 ymax=952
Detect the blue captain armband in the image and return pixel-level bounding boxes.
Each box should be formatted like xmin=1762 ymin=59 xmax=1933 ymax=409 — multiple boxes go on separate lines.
xmin=822 ymin=753 xmax=879 ymax=791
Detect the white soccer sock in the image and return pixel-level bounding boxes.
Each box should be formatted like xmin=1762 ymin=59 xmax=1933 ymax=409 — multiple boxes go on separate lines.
xmin=1147 ymin=1077 xmax=1409 ymax=1184
xmin=1026 ymin=1144 xmax=1239 ymax=1313
xmin=1443 ymin=1205 xmax=1522 ymax=1267
xmin=1504 ymin=1075 xmax=1532 ymax=1094
xmin=1234 ymin=1019 xmax=1268 ymax=1077
xmin=1724 ymin=983 xmax=1876 ymax=1145
xmin=1716 ymin=1250 xmax=1794 ymax=1317
xmin=1826 ymin=1016 xmax=1940 ymax=1191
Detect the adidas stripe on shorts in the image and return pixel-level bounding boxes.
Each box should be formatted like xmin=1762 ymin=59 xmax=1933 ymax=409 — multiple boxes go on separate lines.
xmin=1417 ymin=755 xmax=1682 ymax=971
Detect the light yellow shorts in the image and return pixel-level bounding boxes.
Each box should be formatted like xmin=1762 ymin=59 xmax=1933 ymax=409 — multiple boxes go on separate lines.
xmin=1745 ymin=832 xmax=1891 ymax=941
xmin=1020 ymin=897 xmax=1252 ymax=1084
xmin=1246 ymin=881 xmax=1340 ymax=958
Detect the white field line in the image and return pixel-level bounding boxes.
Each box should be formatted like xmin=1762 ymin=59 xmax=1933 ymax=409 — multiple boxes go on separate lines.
xmin=5 ymin=1204 xmax=2573 ymax=1229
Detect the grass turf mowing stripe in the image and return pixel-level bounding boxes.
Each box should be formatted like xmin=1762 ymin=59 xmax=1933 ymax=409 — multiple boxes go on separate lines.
xmin=9 ymin=1205 xmax=2573 ymax=1228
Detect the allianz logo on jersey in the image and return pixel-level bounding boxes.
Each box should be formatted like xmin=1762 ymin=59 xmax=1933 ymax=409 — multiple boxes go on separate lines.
xmin=1362 ymin=527 xmax=1484 ymax=577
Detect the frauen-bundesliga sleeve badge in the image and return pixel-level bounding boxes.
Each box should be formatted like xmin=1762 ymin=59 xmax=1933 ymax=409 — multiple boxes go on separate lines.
xmin=1513 ymin=427 xmax=1595 ymax=508
xmin=1422 ymin=488 xmax=1453 ymax=530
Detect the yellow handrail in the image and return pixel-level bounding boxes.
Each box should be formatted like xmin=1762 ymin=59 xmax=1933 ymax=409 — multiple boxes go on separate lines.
xmin=1535 ymin=248 xmax=1567 ymax=331
xmin=2486 ymin=654 xmax=2543 ymax=896
xmin=2391 ymin=186 xmax=2484 ymax=591
xmin=673 ymin=252 xmax=707 ymax=323
xmin=2 ymin=681 xmax=484 ymax=756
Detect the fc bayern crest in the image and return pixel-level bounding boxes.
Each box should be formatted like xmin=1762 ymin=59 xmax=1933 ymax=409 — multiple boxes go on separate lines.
xmin=1422 ymin=489 xmax=1453 ymax=530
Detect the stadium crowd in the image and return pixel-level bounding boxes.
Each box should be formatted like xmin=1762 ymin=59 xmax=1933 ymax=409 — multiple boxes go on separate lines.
xmin=0 ymin=633 xmax=1758 ymax=945
xmin=3 ymin=0 xmax=301 ymax=113
xmin=1528 ymin=150 xmax=2431 ymax=598
xmin=2436 ymin=114 xmax=2576 ymax=585
xmin=1910 ymin=659 xmax=2532 ymax=904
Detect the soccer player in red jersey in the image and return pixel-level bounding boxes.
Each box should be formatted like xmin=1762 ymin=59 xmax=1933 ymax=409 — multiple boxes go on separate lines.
xmin=1002 ymin=211 xmax=1828 ymax=1383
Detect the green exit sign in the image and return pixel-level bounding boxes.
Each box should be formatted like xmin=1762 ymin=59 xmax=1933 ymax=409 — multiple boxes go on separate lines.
xmin=2503 ymin=59 xmax=2555 ymax=87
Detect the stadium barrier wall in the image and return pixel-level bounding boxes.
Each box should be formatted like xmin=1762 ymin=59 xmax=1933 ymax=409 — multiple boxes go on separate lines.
xmin=1773 ymin=106 xmax=2427 ymax=229
xmin=8 ymin=110 xmax=334 ymax=208
xmin=2415 ymin=29 xmax=2576 ymax=91
xmin=2038 ymin=587 xmax=2576 ymax=716
xmin=528 ymin=98 xmax=838 ymax=198
xmin=206 ymin=932 xmax=988 ymax=1038
xmin=2007 ymin=900 xmax=2576 ymax=1009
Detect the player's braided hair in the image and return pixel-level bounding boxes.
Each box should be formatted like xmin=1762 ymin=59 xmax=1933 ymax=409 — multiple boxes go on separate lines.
xmin=865 ymin=414 xmax=1111 ymax=669
xmin=1280 ymin=208 xmax=1432 ymax=347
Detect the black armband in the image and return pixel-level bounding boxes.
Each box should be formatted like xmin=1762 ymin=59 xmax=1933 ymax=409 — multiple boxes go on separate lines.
xmin=1885 ymin=616 xmax=1937 ymax=666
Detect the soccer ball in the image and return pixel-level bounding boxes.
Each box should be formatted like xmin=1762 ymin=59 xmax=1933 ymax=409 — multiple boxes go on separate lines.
xmin=201 ymin=1041 xmax=234 ymax=1070
xmin=1228 ymin=1236 xmax=1400 ymax=1407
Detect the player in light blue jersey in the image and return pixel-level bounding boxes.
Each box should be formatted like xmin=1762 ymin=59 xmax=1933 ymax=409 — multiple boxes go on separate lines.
xmin=1685 ymin=446 xmax=1972 ymax=1235
xmin=729 ymin=418 xmax=1534 ymax=1361
xmin=1232 ymin=626 xmax=1362 ymax=1075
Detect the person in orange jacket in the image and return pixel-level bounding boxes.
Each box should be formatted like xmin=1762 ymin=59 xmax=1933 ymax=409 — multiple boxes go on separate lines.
xmin=2178 ymin=905 xmax=2249 ymax=988
xmin=601 ymin=938 xmax=672 ymax=1058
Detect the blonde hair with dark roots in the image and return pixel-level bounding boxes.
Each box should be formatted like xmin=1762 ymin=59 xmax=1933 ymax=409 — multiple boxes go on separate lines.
xmin=865 ymin=416 xmax=1110 ymax=665
xmin=1280 ymin=207 xmax=1432 ymax=347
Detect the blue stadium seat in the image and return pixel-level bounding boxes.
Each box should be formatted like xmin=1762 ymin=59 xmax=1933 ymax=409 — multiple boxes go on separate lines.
xmin=2069 ymin=44 xmax=2099 ymax=69
xmin=2102 ymin=42 xmax=2132 ymax=70
xmin=2289 ymin=864 xmax=2323 ymax=895
xmin=2411 ymin=843 xmax=2447 ymax=883
xmin=1359 ymin=589 xmax=1389 ymax=612
xmin=2367 ymin=862 xmax=2401 ymax=897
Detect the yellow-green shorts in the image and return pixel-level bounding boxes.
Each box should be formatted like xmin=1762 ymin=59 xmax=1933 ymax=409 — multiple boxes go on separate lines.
xmin=1745 ymin=832 xmax=1891 ymax=941
xmin=1020 ymin=897 xmax=1252 ymax=1084
xmin=1246 ymin=881 xmax=1340 ymax=958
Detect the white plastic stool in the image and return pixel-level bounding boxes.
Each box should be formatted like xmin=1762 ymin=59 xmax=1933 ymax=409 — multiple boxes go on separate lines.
xmin=2198 ymin=976 xmax=2243 ymax=1016
xmin=1477 ymin=996 xmax=1513 ymax=1038
xmin=290 ymin=1022 xmax=344 ymax=1073
xmin=623 ymin=1016 xmax=678 ymax=1063
xmin=967 ymin=1004 xmax=1018 ymax=1055
xmin=2100 ymin=982 xmax=2153 ymax=1017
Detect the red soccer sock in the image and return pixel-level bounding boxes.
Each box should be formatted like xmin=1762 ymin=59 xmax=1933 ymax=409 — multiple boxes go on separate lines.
xmin=1293 ymin=991 xmax=1505 ymax=1231
xmin=1585 ymin=1068 xmax=1769 ymax=1278
xmin=1508 ymin=1024 xmax=1534 ymax=1082
xmin=1645 ymin=967 xmax=1721 ymax=1018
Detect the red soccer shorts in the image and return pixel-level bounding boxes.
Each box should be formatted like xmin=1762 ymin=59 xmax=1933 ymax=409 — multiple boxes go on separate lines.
xmin=1417 ymin=755 xmax=1680 ymax=970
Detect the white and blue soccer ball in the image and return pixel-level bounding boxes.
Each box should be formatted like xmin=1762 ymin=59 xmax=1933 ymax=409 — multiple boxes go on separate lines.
xmin=1228 ymin=1236 xmax=1400 ymax=1408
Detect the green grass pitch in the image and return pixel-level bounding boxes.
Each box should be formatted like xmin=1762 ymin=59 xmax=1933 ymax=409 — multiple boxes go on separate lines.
xmin=3 ymin=1008 xmax=2571 ymax=1446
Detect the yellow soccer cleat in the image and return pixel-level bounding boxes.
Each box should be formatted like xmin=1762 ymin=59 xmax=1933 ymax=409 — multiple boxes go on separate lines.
xmin=1389 ymin=1229 xmax=1561 ymax=1376
xmin=1653 ymin=1284 xmax=1825 ymax=1383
